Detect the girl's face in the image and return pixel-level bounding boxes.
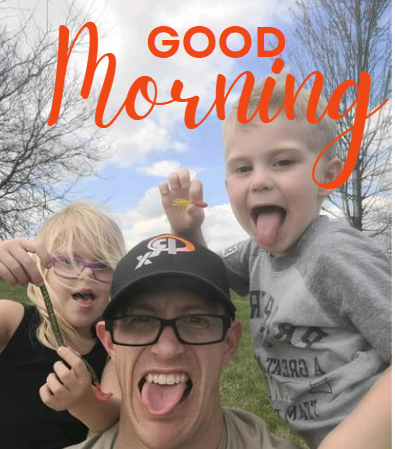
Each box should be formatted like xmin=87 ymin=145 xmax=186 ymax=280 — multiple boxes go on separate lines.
xmin=45 ymin=250 xmax=114 ymax=339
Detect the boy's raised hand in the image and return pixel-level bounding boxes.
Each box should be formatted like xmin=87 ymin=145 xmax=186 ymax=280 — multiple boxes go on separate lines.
xmin=39 ymin=346 xmax=93 ymax=413
xmin=0 ymin=239 xmax=51 ymax=286
xmin=159 ymin=168 xmax=206 ymax=235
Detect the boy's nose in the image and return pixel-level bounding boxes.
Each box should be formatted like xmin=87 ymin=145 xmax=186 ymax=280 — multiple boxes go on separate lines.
xmin=151 ymin=325 xmax=185 ymax=359
xmin=251 ymin=170 xmax=274 ymax=192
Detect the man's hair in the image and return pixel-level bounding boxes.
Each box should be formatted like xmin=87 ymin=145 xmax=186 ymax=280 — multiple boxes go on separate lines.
xmin=223 ymin=73 xmax=338 ymax=159
xmin=27 ymin=202 xmax=126 ymax=350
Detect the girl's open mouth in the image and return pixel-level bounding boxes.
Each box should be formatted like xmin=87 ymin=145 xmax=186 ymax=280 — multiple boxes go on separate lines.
xmin=72 ymin=291 xmax=96 ymax=306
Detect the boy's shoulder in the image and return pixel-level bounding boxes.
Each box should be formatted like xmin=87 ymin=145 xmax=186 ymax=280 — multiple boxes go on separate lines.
xmin=299 ymin=216 xmax=390 ymax=284
xmin=220 ymin=237 xmax=263 ymax=259
xmin=304 ymin=216 xmax=386 ymax=256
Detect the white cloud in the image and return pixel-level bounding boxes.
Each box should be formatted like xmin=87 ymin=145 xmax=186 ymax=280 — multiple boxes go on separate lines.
xmin=105 ymin=119 xmax=186 ymax=166
xmin=202 ymin=204 xmax=249 ymax=251
xmin=5 ymin=0 xmax=293 ymax=166
xmin=137 ymin=160 xmax=183 ymax=177
xmin=136 ymin=160 xmax=205 ymax=179
xmin=118 ymin=187 xmax=248 ymax=251
xmin=73 ymin=0 xmax=291 ymax=165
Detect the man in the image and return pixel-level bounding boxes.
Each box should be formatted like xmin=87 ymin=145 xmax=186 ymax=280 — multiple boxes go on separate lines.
xmin=67 ymin=234 xmax=300 ymax=449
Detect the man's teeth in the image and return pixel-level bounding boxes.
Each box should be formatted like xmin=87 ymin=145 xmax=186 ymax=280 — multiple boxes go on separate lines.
xmin=146 ymin=373 xmax=188 ymax=385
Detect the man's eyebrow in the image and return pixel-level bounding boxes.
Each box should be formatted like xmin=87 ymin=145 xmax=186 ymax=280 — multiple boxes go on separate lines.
xmin=127 ymin=302 xmax=155 ymax=313
xmin=178 ymin=304 xmax=217 ymax=313
xmin=127 ymin=302 xmax=217 ymax=314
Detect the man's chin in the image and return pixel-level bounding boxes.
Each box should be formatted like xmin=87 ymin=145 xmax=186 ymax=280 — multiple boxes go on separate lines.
xmin=132 ymin=419 xmax=194 ymax=449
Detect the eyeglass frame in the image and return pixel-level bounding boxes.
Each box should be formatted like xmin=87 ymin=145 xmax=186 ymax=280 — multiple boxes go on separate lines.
xmin=49 ymin=255 xmax=113 ymax=284
xmin=105 ymin=313 xmax=233 ymax=346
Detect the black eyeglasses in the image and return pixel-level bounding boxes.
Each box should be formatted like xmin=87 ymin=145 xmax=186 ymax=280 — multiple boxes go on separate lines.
xmin=105 ymin=314 xmax=232 ymax=346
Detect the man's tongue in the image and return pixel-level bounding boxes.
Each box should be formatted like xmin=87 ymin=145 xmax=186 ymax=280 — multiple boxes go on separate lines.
xmin=256 ymin=209 xmax=283 ymax=247
xmin=142 ymin=382 xmax=187 ymax=416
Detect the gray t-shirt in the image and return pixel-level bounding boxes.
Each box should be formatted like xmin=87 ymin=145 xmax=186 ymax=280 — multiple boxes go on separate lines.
xmin=220 ymin=216 xmax=391 ymax=448
xmin=63 ymin=408 xmax=300 ymax=449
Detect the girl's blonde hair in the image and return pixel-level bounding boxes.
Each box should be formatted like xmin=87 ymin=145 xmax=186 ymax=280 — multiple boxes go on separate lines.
xmin=224 ymin=73 xmax=338 ymax=159
xmin=27 ymin=202 xmax=126 ymax=350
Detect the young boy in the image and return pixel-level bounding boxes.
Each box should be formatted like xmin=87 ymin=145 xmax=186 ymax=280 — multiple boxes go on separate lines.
xmin=159 ymin=77 xmax=392 ymax=449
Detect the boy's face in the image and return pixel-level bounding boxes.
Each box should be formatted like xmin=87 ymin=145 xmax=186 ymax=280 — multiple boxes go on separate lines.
xmin=225 ymin=114 xmax=335 ymax=257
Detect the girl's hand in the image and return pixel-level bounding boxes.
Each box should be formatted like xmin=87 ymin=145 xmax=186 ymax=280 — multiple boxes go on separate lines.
xmin=39 ymin=347 xmax=93 ymax=412
xmin=159 ymin=168 xmax=206 ymax=234
xmin=0 ymin=239 xmax=50 ymax=286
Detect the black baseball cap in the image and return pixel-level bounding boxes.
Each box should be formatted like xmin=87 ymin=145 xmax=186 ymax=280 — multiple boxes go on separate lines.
xmin=103 ymin=234 xmax=236 ymax=320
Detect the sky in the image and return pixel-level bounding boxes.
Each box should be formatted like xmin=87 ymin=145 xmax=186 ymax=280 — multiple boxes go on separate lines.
xmin=3 ymin=0 xmax=389 ymax=251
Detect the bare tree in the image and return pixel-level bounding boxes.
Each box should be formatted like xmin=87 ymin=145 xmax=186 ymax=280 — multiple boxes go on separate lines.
xmin=0 ymin=1 xmax=105 ymax=239
xmin=285 ymin=0 xmax=391 ymax=239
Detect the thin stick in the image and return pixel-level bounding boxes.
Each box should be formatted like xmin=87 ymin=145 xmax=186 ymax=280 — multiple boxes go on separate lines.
xmin=40 ymin=284 xmax=65 ymax=347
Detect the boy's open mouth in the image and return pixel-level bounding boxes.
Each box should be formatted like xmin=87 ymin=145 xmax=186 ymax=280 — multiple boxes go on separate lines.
xmin=251 ymin=205 xmax=286 ymax=247
xmin=138 ymin=372 xmax=193 ymax=416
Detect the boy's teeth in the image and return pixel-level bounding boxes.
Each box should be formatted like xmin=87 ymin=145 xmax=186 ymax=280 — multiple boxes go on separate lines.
xmin=146 ymin=373 xmax=188 ymax=385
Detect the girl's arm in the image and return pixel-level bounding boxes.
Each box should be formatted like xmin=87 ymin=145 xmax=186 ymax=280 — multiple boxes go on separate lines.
xmin=39 ymin=347 xmax=121 ymax=432
xmin=0 ymin=238 xmax=51 ymax=352
xmin=317 ymin=365 xmax=392 ymax=449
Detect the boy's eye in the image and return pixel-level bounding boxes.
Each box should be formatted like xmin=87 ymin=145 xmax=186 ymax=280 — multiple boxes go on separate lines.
xmin=234 ymin=165 xmax=252 ymax=174
xmin=274 ymin=159 xmax=294 ymax=167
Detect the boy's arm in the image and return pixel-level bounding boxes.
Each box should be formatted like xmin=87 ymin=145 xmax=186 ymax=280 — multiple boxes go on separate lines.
xmin=317 ymin=365 xmax=392 ymax=449
xmin=159 ymin=168 xmax=207 ymax=246
xmin=39 ymin=347 xmax=121 ymax=432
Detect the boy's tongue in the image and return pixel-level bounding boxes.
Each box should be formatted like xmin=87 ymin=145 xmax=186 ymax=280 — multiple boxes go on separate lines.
xmin=142 ymin=381 xmax=187 ymax=416
xmin=256 ymin=209 xmax=283 ymax=247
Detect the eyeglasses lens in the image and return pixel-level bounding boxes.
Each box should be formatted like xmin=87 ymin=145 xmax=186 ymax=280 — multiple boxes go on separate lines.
xmin=111 ymin=314 xmax=229 ymax=346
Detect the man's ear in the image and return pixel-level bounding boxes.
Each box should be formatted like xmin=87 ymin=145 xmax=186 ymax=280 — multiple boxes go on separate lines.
xmin=96 ymin=321 xmax=116 ymax=360
xmin=222 ymin=320 xmax=242 ymax=368
xmin=318 ymin=156 xmax=342 ymax=199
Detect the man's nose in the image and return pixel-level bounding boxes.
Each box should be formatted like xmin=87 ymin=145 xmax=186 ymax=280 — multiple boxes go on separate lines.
xmin=151 ymin=325 xmax=185 ymax=359
xmin=251 ymin=167 xmax=274 ymax=193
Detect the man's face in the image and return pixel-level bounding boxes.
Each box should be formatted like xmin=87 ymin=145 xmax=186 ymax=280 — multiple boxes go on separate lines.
xmin=225 ymin=114 xmax=338 ymax=257
xmin=98 ymin=289 xmax=241 ymax=449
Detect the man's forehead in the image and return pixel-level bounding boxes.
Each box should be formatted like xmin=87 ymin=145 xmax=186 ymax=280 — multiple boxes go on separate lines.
xmin=127 ymin=289 xmax=218 ymax=312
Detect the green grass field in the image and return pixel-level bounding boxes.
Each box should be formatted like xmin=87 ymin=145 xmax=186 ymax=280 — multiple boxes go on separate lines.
xmin=0 ymin=281 xmax=306 ymax=446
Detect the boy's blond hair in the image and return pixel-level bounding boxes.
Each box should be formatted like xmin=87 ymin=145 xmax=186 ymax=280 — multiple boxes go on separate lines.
xmin=224 ymin=74 xmax=338 ymax=159
xmin=27 ymin=202 xmax=126 ymax=351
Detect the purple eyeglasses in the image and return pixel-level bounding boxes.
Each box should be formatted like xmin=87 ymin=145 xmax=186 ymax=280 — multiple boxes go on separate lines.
xmin=49 ymin=255 xmax=113 ymax=283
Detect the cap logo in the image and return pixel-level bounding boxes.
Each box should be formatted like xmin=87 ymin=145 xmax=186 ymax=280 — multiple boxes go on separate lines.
xmin=135 ymin=234 xmax=195 ymax=269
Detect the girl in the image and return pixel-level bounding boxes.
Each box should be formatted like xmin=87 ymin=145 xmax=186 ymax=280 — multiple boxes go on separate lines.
xmin=0 ymin=202 xmax=125 ymax=449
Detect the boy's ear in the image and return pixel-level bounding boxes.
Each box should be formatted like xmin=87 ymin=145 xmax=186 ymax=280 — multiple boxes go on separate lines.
xmin=222 ymin=320 xmax=242 ymax=368
xmin=318 ymin=156 xmax=342 ymax=198
xmin=96 ymin=321 xmax=116 ymax=360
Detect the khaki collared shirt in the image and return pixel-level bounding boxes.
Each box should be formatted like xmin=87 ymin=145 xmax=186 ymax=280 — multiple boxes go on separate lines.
xmin=63 ymin=408 xmax=300 ymax=449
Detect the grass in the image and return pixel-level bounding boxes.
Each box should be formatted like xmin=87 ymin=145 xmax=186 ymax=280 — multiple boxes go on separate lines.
xmin=0 ymin=281 xmax=307 ymax=446
xmin=0 ymin=279 xmax=30 ymax=302
xmin=220 ymin=293 xmax=307 ymax=448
